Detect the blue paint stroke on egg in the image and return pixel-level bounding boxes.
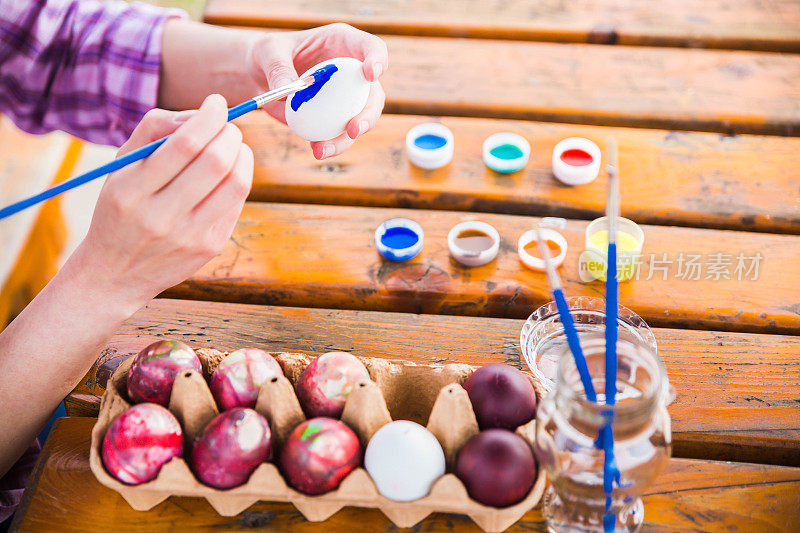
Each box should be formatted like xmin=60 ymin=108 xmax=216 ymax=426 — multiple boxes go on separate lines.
xmin=290 ymin=64 xmax=339 ymax=112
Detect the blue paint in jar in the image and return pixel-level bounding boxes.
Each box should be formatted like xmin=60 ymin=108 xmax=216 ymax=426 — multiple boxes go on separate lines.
xmin=413 ymin=134 xmax=447 ymax=150
xmin=290 ymin=64 xmax=339 ymax=112
xmin=380 ymin=227 xmax=420 ymax=249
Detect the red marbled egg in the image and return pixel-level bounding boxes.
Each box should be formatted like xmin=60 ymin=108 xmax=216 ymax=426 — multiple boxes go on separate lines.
xmin=191 ymin=408 xmax=272 ymax=489
xmin=296 ymin=352 xmax=370 ymax=418
xmin=280 ymin=417 xmax=361 ymax=495
xmin=126 ymin=340 xmax=201 ymax=406
xmin=210 ymin=348 xmax=283 ymax=410
xmin=101 ymin=403 xmax=183 ymax=485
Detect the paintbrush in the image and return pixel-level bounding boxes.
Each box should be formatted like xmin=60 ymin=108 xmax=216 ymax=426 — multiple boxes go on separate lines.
xmin=534 ymin=228 xmax=597 ymax=402
xmin=0 ymin=69 xmax=327 ymax=221
xmin=602 ymin=136 xmax=621 ymax=532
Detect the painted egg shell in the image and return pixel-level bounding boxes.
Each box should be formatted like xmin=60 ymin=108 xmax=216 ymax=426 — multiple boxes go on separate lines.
xmin=280 ymin=417 xmax=361 ymax=495
xmin=296 ymin=351 xmax=371 ymax=418
xmin=364 ymin=420 xmax=445 ymax=502
xmin=210 ymin=348 xmax=283 ymax=410
xmin=190 ymin=407 xmax=272 ymax=489
xmin=101 ymin=403 xmax=183 ymax=485
xmin=126 ymin=339 xmax=202 ymax=406
xmin=285 ymin=57 xmax=371 ymax=142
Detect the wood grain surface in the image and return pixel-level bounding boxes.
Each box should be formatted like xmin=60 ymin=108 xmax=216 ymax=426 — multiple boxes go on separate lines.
xmin=218 ymin=30 xmax=800 ymax=135
xmin=158 ymin=203 xmax=800 ymax=334
xmin=66 ymin=299 xmax=800 ymax=466
xmin=10 ymin=417 xmax=800 ymax=532
xmin=204 ymin=0 xmax=800 ymax=52
xmin=237 ymin=113 xmax=800 ymax=234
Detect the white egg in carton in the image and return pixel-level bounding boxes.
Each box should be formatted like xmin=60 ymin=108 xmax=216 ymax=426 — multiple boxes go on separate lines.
xmin=90 ymin=349 xmax=546 ymax=532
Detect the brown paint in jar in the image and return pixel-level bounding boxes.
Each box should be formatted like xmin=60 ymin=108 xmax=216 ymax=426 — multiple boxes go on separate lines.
xmin=454 ymin=229 xmax=495 ymax=253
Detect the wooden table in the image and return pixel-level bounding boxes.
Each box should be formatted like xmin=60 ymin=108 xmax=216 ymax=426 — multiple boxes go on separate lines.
xmin=11 ymin=1 xmax=800 ymax=531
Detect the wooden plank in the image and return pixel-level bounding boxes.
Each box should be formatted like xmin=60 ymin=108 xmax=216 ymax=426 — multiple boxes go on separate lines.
xmin=161 ymin=202 xmax=800 ymax=335
xmin=375 ymin=35 xmax=800 ymax=136
xmin=222 ymin=30 xmax=800 ymax=136
xmin=238 ymin=113 xmax=800 ymax=234
xmin=11 ymin=417 xmax=800 ymax=532
xmin=204 ymin=0 xmax=800 ymax=53
xmin=67 ymin=299 xmax=800 ymax=466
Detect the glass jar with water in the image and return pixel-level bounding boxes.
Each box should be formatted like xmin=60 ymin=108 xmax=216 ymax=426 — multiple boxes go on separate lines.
xmin=534 ymin=333 xmax=673 ymax=532
xmin=520 ymin=296 xmax=656 ymax=393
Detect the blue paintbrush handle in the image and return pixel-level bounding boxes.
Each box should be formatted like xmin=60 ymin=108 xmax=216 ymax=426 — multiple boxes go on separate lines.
xmin=605 ymin=242 xmax=618 ymax=405
xmin=553 ymin=287 xmax=597 ymax=403
xmin=0 ymin=99 xmax=260 ymax=221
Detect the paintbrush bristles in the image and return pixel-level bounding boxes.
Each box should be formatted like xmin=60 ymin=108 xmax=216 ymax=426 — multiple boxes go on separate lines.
xmin=534 ymin=228 xmax=563 ymax=291
xmin=605 ymin=137 xmax=620 ymax=244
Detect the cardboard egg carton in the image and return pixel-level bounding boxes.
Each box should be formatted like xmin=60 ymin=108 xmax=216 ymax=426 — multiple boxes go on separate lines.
xmin=90 ymin=349 xmax=547 ymax=532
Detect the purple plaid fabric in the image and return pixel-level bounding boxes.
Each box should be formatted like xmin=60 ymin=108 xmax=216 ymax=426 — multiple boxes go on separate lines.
xmin=0 ymin=0 xmax=186 ymax=147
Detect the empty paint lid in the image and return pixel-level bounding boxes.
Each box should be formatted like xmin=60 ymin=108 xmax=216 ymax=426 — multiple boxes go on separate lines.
xmin=483 ymin=132 xmax=530 ymax=173
xmin=406 ymin=123 xmax=454 ymax=170
xmin=552 ymin=137 xmax=602 ymax=185
xmin=375 ymin=218 xmax=424 ymax=262
xmin=518 ymin=227 xmax=568 ymax=271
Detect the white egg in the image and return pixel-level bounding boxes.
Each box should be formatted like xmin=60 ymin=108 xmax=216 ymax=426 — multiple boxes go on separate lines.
xmin=364 ymin=420 xmax=446 ymax=502
xmin=285 ymin=57 xmax=371 ymax=142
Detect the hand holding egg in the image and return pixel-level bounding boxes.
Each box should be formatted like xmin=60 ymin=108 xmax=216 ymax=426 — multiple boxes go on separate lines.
xmin=249 ymin=24 xmax=388 ymax=159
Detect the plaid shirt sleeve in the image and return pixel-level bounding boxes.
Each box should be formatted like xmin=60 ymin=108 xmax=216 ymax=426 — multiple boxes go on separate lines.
xmin=0 ymin=0 xmax=187 ymax=147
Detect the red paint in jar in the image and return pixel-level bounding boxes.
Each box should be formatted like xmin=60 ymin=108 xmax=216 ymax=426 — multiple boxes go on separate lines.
xmin=560 ymin=149 xmax=593 ymax=166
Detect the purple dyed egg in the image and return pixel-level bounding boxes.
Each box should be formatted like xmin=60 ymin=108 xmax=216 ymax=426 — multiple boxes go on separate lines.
xmin=191 ymin=408 xmax=272 ymax=489
xmin=210 ymin=348 xmax=283 ymax=410
xmin=280 ymin=417 xmax=361 ymax=495
xmin=101 ymin=403 xmax=183 ymax=485
xmin=296 ymin=352 xmax=370 ymax=418
xmin=126 ymin=340 xmax=202 ymax=406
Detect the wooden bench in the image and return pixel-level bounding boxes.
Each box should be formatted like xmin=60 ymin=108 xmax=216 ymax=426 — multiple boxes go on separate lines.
xmin=205 ymin=0 xmax=800 ymax=52
xmin=66 ymin=298 xmax=800 ymax=466
xmin=10 ymin=417 xmax=800 ymax=532
xmin=238 ymin=113 xmax=800 ymax=234
xmin=159 ymin=202 xmax=800 ymax=334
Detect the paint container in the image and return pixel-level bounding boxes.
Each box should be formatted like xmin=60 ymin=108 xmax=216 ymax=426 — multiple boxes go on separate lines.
xmin=552 ymin=137 xmax=601 ymax=185
xmin=482 ymin=133 xmax=530 ymax=173
xmin=406 ymin=123 xmax=454 ymax=169
xmin=447 ymin=221 xmax=500 ymax=267
xmin=581 ymin=216 xmax=644 ymax=282
xmin=518 ymin=228 xmax=568 ymax=271
xmin=375 ymin=218 xmax=424 ymax=262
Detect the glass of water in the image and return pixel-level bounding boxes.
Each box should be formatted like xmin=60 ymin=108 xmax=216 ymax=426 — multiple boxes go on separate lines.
xmin=519 ymin=296 xmax=656 ymax=393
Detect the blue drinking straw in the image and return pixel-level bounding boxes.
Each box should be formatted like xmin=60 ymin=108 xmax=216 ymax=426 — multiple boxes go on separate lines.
xmin=602 ymin=137 xmax=621 ymax=532
xmin=534 ymin=229 xmax=597 ymax=402
xmin=0 ymin=68 xmax=334 ymax=221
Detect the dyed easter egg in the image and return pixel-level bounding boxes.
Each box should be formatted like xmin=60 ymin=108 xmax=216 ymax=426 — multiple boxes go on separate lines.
xmin=127 ymin=340 xmax=202 ymax=406
xmin=190 ymin=408 xmax=272 ymax=489
xmin=296 ymin=351 xmax=370 ymax=418
xmin=101 ymin=403 xmax=183 ymax=485
xmin=463 ymin=363 xmax=537 ymax=430
xmin=285 ymin=57 xmax=371 ymax=142
xmin=456 ymin=429 xmax=537 ymax=507
xmin=280 ymin=417 xmax=361 ymax=495
xmin=364 ymin=420 xmax=445 ymax=502
xmin=210 ymin=348 xmax=283 ymax=410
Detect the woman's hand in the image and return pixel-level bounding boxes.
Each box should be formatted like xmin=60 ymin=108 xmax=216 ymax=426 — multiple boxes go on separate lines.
xmin=248 ymin=23 xmax=388 ymax=159
xmin=71 ymin=93 xmax=253 ymax=313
